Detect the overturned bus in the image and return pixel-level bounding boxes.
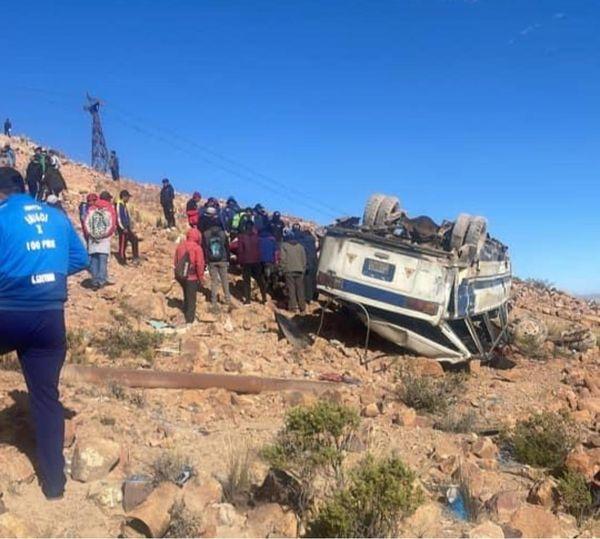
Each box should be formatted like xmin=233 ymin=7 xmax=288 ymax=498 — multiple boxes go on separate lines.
xmin=317 ymin=194 xmax=511 ymax=363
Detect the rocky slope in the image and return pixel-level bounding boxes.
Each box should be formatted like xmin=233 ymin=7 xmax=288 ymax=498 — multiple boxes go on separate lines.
xmin=0 ymin=134 xmax=598 ymax=537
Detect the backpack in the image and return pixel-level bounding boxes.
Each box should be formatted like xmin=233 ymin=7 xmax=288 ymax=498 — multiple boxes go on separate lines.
xmin=207 ymin=233 xmax=225 ymax=262
xmin=84 ymin=205 xmax=116 ymax=240
xmin=175 ymin=251 xmax=191 ymax=281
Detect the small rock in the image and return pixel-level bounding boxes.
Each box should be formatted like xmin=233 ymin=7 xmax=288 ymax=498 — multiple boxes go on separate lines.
xmin=469 ymin=520 xmax=505 ymax=538
xmin=88 ymin=480 xmax=123 ymax=510
xmin=571 ymin=409 xmax=592 ymax=424
xmin=215 ymin=503 xmax=244 ymax=528
xmin=392 ymin=407 xmax=417 ymax=427
xmin=0 ymin=447 xmax=35 ymax=484
xmin=361 ymin=403 xmax=379 ymax=418
xmin=472 ymin=438 xmax=499 ymax=460
xmin=578 ymin=397 xmax=600 ymax=415
xmin=527 ymin=478 xmax=557 ymax=508
xmin=122 ymin=475 xmax=154 ymax=512
xmin=71 ymin=438 xmax=120 ymax=482
xmin=412 ymin=357 xmax=444 ymax=377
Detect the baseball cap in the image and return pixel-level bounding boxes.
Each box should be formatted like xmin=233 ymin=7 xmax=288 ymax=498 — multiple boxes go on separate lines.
xmin=99 ymin=191 xmax=113 ymax=201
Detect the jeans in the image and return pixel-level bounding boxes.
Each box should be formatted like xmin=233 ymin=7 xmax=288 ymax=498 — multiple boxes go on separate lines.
xmin=89 ymin=253 xmax=108 ymax=286
xmin=0 ymin=310 xmax=67 ymax=498
xmin=208 ymin=262 xmax=231 ymax=305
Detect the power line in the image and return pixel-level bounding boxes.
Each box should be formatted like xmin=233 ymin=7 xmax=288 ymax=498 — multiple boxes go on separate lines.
xmin=12 ymin=85 xmax=352 ymax=219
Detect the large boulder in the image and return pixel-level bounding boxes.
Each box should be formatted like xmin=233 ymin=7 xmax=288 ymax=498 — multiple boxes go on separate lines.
xmin=403 ymin=502 xmax=444 ymax=537
xmin=71 ymin=437 xmax=121 ymax=482
xmin=485 ymin=490 xmax=521 ymax=523
xmin=509 ymin=505 xmax=566 ymax=538
xmin=565 ymin=446 xmax=600 ymax=482
xmin=246 ymin=503 xmax=298 ymax=538
xmin=468 ymin=520 xmax=505 ymax=538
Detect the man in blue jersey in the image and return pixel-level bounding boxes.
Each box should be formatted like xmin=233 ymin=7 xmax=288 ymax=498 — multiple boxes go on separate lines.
xmin=0 ymin=167 xmax=88 ymax=499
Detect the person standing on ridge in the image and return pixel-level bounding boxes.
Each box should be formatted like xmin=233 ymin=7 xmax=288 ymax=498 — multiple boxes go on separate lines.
xmin=174 ymin=228 xmax=205 ymax=324
xmin=3 ymin=118 xmax=12 ymax=137
xmin=116 ymin=190 xmax=140 ymax=265
xmin=238 ymin=221 xmax=267 ymax=305
xmin=108 ymin=151 xmax=120 ymax=181
xmin=160 ymin=178 xmax=176 ymax=228
xmin=281 ymin=229 xmax=307 ymax=313
xmin=0 ymin=167 xmax=88 ymax=499
xmin=203 ymin=208 xmax=232 ymax=312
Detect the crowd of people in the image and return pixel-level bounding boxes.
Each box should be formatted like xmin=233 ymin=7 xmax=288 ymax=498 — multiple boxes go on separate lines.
xmin=171 ymin=185 xmax=319 ymax=322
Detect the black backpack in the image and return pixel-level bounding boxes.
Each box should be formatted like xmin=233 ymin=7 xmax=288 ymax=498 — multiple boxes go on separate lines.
xmin=207 ymin=232 xmax=225 ymax=262
xmin=175 ymin=251 xmax=191 ymax=281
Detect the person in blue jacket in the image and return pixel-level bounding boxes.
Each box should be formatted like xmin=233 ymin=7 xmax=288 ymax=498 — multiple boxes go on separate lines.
xmin=0 ymin=167 xmax=88 ymax=499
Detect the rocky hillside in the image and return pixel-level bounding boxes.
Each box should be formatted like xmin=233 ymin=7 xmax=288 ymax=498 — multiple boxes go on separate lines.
xmin=0 ymin=134 xmax=598 ymax=537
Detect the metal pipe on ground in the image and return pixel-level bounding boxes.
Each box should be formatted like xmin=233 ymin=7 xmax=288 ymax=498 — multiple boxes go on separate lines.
xmin=62 ymin=365 xmax=338 ymax=395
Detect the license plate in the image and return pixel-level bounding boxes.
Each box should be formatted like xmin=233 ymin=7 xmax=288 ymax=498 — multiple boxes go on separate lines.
xmin=362 ymin=258 xmax=396 ymax=282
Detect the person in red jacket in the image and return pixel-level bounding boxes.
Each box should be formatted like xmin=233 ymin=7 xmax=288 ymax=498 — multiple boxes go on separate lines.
xmin=237 ymin=222 xmax=267 ymax=304
xmin=186 ymin=192 xmax=201 ymax=228
xmin=174 ymin=228 xmax=205 ymax=323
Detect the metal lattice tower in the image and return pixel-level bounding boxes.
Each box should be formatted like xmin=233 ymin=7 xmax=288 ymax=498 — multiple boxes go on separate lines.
xmin=84 ymin=94 xmax=109 ymax=173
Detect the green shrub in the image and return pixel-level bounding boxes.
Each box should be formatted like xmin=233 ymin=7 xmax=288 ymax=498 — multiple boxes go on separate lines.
xmin=93 ymin=323 xmax=163 ymax=363
xmin=397 ymin=371 xmax=466 ymax=414
xmin=261 ymin=401 xmax=359 ymax=515
xmin=306 ymin=455 xmax=423 ymax=538
xmin=557 ymin=471 xmax=593 ymax=524
xmin=505 ymin=412 xmax=577 ymax=472
xmin=262 ymin=401 xmax=360 ymax=482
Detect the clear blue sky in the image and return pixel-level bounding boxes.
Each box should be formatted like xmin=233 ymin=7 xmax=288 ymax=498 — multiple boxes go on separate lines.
xmin=1 ymin=0 xmax=599 ymax=294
